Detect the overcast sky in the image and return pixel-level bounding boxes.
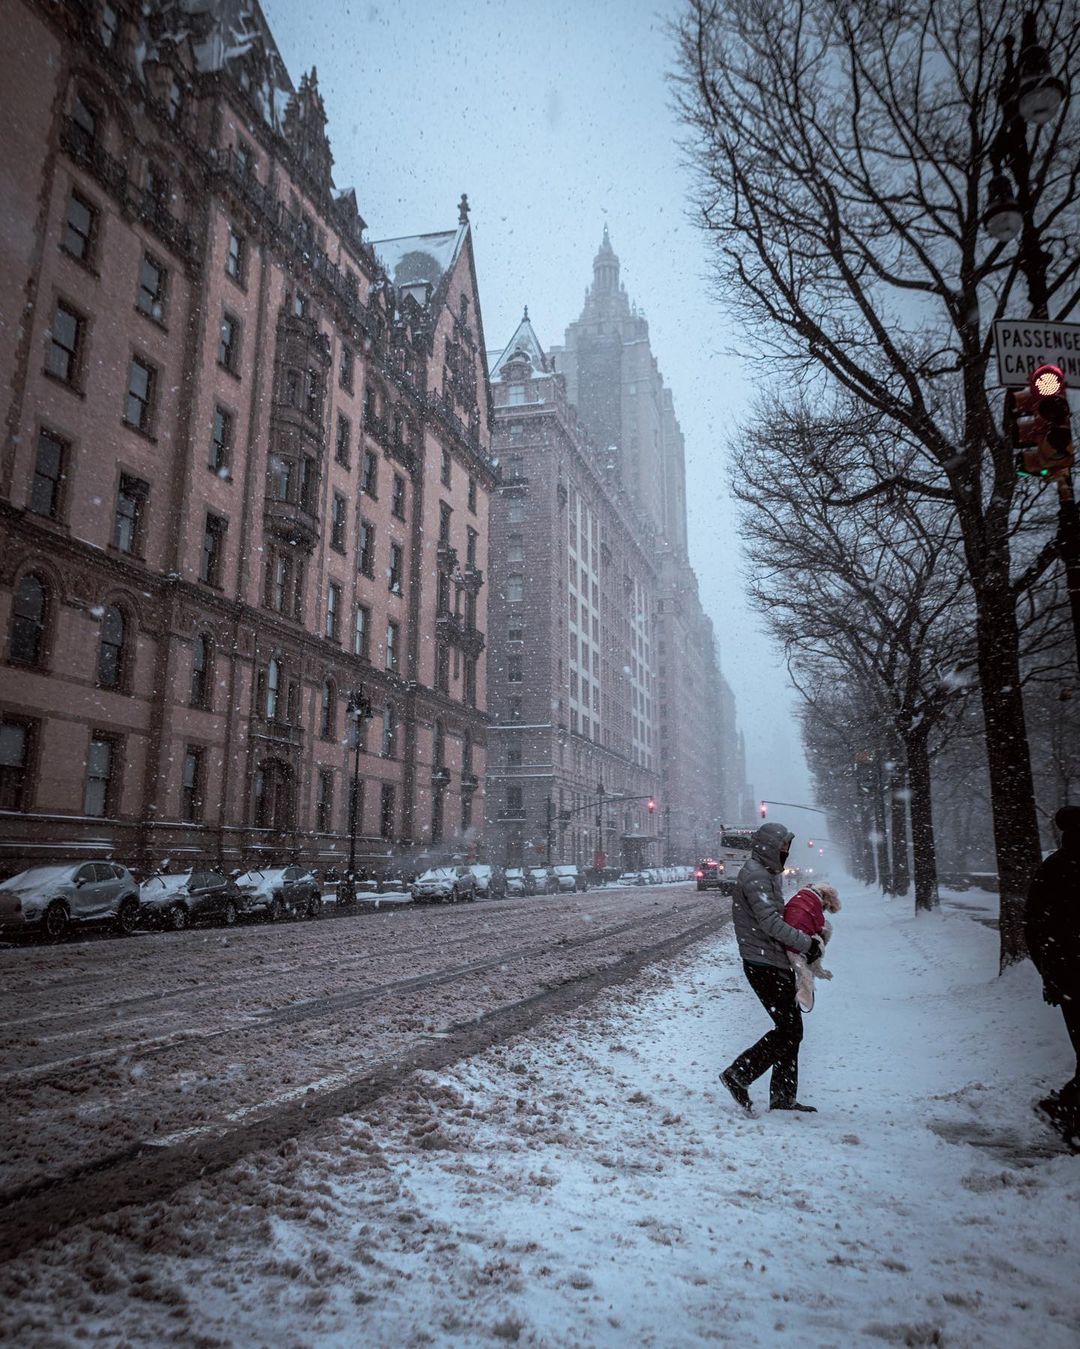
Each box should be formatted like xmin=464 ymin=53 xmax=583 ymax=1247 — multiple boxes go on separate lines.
xmin=262 ymin=0 xmax=820 ymax=836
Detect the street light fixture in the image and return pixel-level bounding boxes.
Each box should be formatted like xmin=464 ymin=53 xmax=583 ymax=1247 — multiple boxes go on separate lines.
xmin=1015 ymin=15 xmax=1066 ymax=124
xmin=346 ymin=685 xmax=374 ymax=879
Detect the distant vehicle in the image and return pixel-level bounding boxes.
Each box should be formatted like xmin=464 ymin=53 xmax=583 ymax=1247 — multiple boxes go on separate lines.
xmin=139 ymin=869 xmax=245 ymax=930
xmin=0 ymin=861 xmax=140 ymax=940
xmin=617 ymin=871 xmax=647 ymax=886
xmin=695 ymin=859 xmax=725 ymax=891
xmin=233 ymin=866 xmax=322 ymax=921
xmin=553 ymin=863 xmax=588 ymax=893
xmin=411 ymin=866 xmax=476 ymax=904
xmin=469 ymin=864 xmax=506 ymax=898
xmin=504 ymin=867 xmax=535 ymax=897
xmin=715 ymin=830 xmax=755 ymax=894
xmin=527 ymin=866 xmax=560 ymax=895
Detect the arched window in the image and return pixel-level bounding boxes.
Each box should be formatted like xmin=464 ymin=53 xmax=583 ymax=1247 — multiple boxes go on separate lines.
xmin=96 ymin=605 xmax=126 ymax=689
xmin=191 ymin=634 xmax=211 ymax=708
xmin=320 ymin=678 xmax=336 ymax=740
xmin=266 ymin=657 xmax=281 ymax=719
xmin=10 ymin=574 xmax=48 ymax=667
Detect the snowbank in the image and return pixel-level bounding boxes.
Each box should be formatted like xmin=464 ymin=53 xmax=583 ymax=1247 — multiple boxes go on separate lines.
xmin=1 ymin=884 xmax=1077 ymax=1347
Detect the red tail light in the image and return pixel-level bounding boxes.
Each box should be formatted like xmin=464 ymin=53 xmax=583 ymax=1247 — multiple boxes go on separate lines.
xmin=694 ymin=870 xmax=703 ymax=879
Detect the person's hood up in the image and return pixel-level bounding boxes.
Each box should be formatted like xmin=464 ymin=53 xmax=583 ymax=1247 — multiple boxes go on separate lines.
xmin=751 ymin=822 xmax=795 ymax=873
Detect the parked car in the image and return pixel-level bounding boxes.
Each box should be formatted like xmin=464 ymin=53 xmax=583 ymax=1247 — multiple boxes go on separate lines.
xmin=528 ymin=866 xmax=560 ymax=895
xmin=504 ymin=867 xmax=535 ymax=897
xmin=617 ymin=871 xmax=647 ymax=886
xmin=139 ymin=869 xmax=245 ymax=930
xmin=469 ymin=864 xmax=507 ymax=899
xmin=553 ymin=864 xmax=588 ymax=893
xmin=233 ymin=866 xmax=322 ymax=920
xmin=695 ymin=859 xmax=725 ymax=891
xmin=0 ymin=861 xmax=140 ymax=940
xmin=411 ymin=866 xmax=477 ymax=904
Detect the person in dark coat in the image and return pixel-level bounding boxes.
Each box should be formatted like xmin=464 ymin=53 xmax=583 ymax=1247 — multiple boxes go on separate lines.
xmin=1026 ymin=805 xmax=1080 ymax=1134
xmin=720 ymin=821 xmax=824 ymax=1114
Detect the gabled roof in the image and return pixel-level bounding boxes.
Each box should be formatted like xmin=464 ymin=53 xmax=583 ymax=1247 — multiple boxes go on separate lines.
xmin=489 ymin=310 xmax=553 ymax=380
xmin=371 ymin=226 xmax=468 ymax=292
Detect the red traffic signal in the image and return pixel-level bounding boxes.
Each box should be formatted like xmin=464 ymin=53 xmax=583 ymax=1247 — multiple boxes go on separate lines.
xmin=760 ymin=800 xmax=768 ymax=819
xmin=647 ymin=797 xmax=656 ymax=814
xmin=1007 ymin=364 xmax=1074 ymax=479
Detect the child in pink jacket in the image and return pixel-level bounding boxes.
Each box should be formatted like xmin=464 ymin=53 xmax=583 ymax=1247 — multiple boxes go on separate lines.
xmin=784 ymin=882 xmax=841 ymax=1012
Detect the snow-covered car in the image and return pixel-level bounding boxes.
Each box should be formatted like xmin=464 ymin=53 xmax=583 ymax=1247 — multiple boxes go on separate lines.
xmin=139 ymin=869 xmax=245 ymax=930
xmin=233 ymin=866 xmax=322 ymax=920
xmin=617 ymin=871 xmax=646 ymax=886
xmin=468 ymin=864 xmax=506 ymax=898
xmin=0 ymin=861 xmax=140 ymax=940
xmin=504 ymin=867 xmax=535 ymax=897
xmin=528 ymin=866 xmax=560 ymax=895
xmin=553 ymin=864 xmax=588 ymax=893
xmin=411 ymin=867 xmax=476 ymax=904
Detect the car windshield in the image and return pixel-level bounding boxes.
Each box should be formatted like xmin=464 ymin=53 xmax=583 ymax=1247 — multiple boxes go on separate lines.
xmin=236 ymin=870 xmax=285 ymax=888
xmin=417 ymin=869 xmax=451 ymax=881
xmin=506 ymin=869 xmax=524 ymax=878
xmin=141 ymin=874 xmax=190 ymax=892
xmin=0 ymin=865 xmax=75 ymax=890
xmin=554 ymin=866 xmax=575 ymax=874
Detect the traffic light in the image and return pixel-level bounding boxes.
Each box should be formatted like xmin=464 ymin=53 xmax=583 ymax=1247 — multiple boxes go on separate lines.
xmin=647 ymin=797 xmax=656 ymax=814
xmin=1008 ymin=364 xmax=1074 ymax=479
xmin=808 ymin=840 xmax=814 ymax=848
xmin=760 ymin=800 xmax=767 ymax=819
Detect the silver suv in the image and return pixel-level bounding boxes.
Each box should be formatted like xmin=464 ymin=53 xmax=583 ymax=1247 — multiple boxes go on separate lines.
xmin=0 ymin=862 xmax=140 ymax=940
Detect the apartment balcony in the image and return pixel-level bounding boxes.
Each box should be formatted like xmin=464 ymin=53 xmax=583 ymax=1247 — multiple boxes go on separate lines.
xmin=437 ymin=542 xmax=459 ymax=573
xmin=264 ymin=497 xmax=320 ymax=552
xmin=252 ymin=717 xmax=304 ymax=748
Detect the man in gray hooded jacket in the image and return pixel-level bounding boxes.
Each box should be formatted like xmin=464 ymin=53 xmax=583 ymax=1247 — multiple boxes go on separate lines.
xmin=720 ymin=821 xmax=824 ymax=1113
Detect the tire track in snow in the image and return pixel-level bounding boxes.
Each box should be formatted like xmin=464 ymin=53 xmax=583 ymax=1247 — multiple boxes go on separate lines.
xmin=0 ymin=905 xmax=731 ymax=1263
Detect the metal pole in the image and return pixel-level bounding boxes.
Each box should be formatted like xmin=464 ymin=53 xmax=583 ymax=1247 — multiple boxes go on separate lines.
xmin=1057 ymin=475 xmax=1080 ymax=673
xmin=349 ymin=721 xmax=360 ymax=877
xmin=998 ymin=22 xmax=1080 ymax=672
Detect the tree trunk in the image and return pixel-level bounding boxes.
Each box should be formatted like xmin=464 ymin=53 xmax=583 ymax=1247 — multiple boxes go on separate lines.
xmin=972 ymin=569 xmax=1042 ymax=967
xmin=889 ymin=764 xmax=911 ymax=897
xmin=906 ymin=731 xmax=939 ymax=912
xmin=873 ymin=774 xmax=891 ymax=894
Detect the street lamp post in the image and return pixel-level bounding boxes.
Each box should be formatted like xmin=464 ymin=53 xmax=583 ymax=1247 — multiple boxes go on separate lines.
xmin=983 ymin=11 xmax=1079 ymax=670
xmin=346 ymin=686 xmax=374 ymax=879
xmin=595 ymin=776 xmax=604 ymax=872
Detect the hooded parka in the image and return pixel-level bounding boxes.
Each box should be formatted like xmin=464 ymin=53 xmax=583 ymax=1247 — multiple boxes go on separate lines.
xmin=732 ymin=823 xmax=815 ymax=970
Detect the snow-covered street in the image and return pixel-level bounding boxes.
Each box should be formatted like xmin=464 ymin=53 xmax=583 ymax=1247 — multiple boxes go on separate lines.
xmin=2 ymin=882 xmax=1077 ymax=1347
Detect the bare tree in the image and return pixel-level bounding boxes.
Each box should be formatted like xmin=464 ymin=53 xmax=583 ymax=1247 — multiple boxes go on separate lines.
xmin=733 ymin=402 xmax=976 ymax=909
xmin=673 ymin=0 xmax=1080 ymax=962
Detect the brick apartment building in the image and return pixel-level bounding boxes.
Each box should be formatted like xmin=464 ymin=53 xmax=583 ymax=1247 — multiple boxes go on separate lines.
xmin=0 ymin=0 xmax=495 ymax=876
xmin=549 ymin=231 xmax=745 ymax=858
xmin=486 ymin=313 xmax=661 ymax=870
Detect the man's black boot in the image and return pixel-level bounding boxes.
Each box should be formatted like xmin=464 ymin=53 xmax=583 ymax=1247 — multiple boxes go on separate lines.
xmin=720 ymin=1069 xmax=753 ymax=1114
xmin=771 ymin=1102 xmax=817 ymax=1112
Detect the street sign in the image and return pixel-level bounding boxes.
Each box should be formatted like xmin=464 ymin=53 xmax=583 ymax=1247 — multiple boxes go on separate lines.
xmin=993 ymin=319 xmax=1080 ymax=386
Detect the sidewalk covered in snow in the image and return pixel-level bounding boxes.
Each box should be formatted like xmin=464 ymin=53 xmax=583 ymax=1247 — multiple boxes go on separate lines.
xmin=2 ymin=883 xmax=1077 ymax=1347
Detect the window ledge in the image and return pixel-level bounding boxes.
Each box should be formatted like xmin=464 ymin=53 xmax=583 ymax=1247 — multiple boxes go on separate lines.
xmin=121 ymin=419 xmax=157 ymax=444
xmin=42 ymin=369 xmax=84 ymax=398
xmin=134 ymin=304 xmax=168 ymax=332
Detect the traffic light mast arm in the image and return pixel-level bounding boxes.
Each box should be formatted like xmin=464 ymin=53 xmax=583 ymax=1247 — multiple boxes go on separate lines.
xmin=559 ymin=793 xmax=661 ymax=820
xmin=759 ymin=800 xmax=829 ymax=815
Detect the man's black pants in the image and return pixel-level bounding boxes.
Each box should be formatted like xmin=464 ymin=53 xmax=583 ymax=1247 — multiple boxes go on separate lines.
xmin=727 ymin=960 xmax=804 ymax=1108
